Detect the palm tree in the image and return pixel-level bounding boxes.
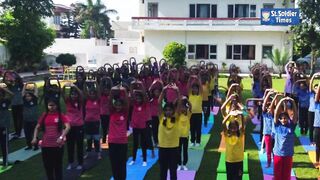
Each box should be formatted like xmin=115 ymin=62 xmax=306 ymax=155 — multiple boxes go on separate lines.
xmin=72 ymin=0 xmax=117 ymax=39
xmin=267 ymin=48 xmax=291 ymax=78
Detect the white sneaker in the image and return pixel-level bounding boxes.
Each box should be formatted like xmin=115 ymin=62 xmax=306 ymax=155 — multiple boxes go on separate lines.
xmin=66 ymin=164 xmax=72 ymax=170
xmin=190 ymin=143 xmax=195 ymax=147
xmin=83 ymin=153 xmax=89 ymax=159
xmin=177 ymin=165 xmax=182 ymax=171
xmin=76 ymin=165 xmax=83 ymax=170
xmin=183 ymin=166 xmax=188 ymax=170
xmin=142 ymin=161 xmax=147 ymax=167
xmin=129 ymin=161 xmax=135 ymax=165
xmin=195 ymin=143 xmax=200 ymax=147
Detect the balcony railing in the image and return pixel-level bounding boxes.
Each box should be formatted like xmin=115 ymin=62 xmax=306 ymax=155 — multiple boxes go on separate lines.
xmin=131 ymin=17 xmax=289 ymax=32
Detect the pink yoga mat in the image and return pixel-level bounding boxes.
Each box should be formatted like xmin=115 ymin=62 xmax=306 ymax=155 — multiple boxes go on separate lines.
xmin=167 ymin=170 xmax=196 ymax=180
xmin=263 ymin=174 xmax=296 ymax=180
xmin=212 ymin=106 xmax=220 ymax=115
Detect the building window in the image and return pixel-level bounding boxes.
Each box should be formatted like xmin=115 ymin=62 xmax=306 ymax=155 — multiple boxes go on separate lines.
xmin=211 ymin=5 xmax=217 ymax=18
xmin=250 ymin=5 xmax=256 ymax=17
xmin=190 ymin=4 xmax=218 ymax=18
xmin=148 ymin=3 xmax=158 ymax=17
xmin=187 ymin=44 xmax=217 ymax=60
xmin=229 ymin=4 xmax=256 ymax=18
xmin=226 ymin=45 xmax=255 ymax=60
xmin=262 ymin=45 xmax=273 ymax=59
xmin=263 ymin=4 xmax=275 ymax=9
xmin=54 ymin=16 xmax=61 ymax=25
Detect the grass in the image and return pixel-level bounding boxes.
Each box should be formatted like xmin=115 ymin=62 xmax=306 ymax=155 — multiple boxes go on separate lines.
xmin=0 ymin=78 xmax=319 ymax=180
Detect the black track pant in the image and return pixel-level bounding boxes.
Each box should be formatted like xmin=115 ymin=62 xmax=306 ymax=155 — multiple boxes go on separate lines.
xmin=202 ymin=101 xmax=210 ymax=126
xmin=178 ymin=137 xmax=188 ymax=165
xmin=109 ymin=143 xmax=127 ymax=180
xmin=67 ymin=126 xmax=84 ymax=165
xmin=12 ymin=105 xmax=23 ymax=136
xmin=226 ymin=161 xmax=243 ymax=180
xmin=42 ymin=147 xmax=63 ymax=180
xmin=151 ymin=116 xmax=159 ymax=145
xmin=159 ymin=147 xmax=179 ymax=180
xmin=314 ymin=127 xmax=320 ymax=162
xmin=100 ymin=115 xmax=110 ymax=143
xmin=0 ymin=127 xmax=8 ymax=166
xmin=132 ymin=128 xmax=147 ymax=162
xmin=24 ymin=121 xmax=37 ymax=148
xmin=190 ymin=113 xmax=202 ymax=144
xmin=308 ymin=111 xmax=314 ymax=142
xmin=299 ymin=107 xmax=308 ymax=135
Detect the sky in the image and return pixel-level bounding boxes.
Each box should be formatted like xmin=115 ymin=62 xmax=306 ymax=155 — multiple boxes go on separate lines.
xmin=53 ymin=0 xmax=139 ymax=21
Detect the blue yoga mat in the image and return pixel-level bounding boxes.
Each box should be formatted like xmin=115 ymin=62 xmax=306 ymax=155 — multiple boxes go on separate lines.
xmin=251 ymin=133 xmax=295 ymax=176
xmin=202 ymin=114 xmax=214 ymax=134
xmin=0 ymin=147 xmax=40 ymax=164
xmin=111 ymin=149 xmax=158 ymax=180
xmin=298 ymin=136 xmax=315 ymax=152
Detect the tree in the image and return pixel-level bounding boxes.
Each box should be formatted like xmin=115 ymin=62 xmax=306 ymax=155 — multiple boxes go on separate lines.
xmin=163 ymin=42 xmax=186 ymax=66
xmin=73 ymin=0 xmax=117 ymax=39
xmin=292 ymin=0 xmax=320 ymax=75
xmin=0 ymin=0 xmax=55 ymax=71
xmin=267 ymin=48 xmax=291 ymax=78
xmin=56 ymin=53 xmax=76 ymax=67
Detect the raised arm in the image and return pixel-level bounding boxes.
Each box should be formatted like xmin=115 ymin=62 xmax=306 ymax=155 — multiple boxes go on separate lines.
xmin=274 ymin=98 xmax=286 ymax=123
xmin=262 ymin=91 xmax=275 ymax=112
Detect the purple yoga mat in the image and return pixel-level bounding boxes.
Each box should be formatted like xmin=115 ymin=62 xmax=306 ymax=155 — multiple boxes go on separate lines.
xmin=263 ymin=174 xmax=296 ymax=180
xmin=251 ymin=115 xmax=261 ymax=125
xmin=212 ymin=106 xmax=220 ymax=115
xmin=167 ymin=170 xmax=196 ymax=180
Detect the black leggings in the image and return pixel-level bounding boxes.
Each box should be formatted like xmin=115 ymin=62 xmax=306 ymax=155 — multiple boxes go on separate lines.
xmin=308 ymin=111 xmax=315 ymax=142
xmin=202 ymin=101 xmax=210 ymax=126
xmin=314 ymin=127 xmax=320 ymax=162
xmin=226 ymin=161 xmax=243 ymax=180
xmin=151 ymin=116 xmax=159 ymax=145
xmin=159 ymin=147 xmax=179 ymax=180
xmin=132 ymin=128 xmax=147 ymax=162
xmin=12 ymin=105 xmax=23 ymax=136
xmin=299 ymin=107 xmax=308 ymax=134
xmin=42 ymin=147 xmax=64 ymax=180
xmin=190 ymin=113 xmax=202 ymax=144
xmin=0 ymin=127 xmax=8 ymax=166
xmin=100 ymin=115 xmax=110 ymax=143
xmin=109 ymin=143 xmax=127 ymax=180
xmin=24 ymin=121 xmax=37 ymax=148
xmin=85 ymin=121 xmax=100 ymax=152
xmin=178 ymin=137 xmax=188 ymax=166
xmin=67 ymin=126 xmax=84 ymax=165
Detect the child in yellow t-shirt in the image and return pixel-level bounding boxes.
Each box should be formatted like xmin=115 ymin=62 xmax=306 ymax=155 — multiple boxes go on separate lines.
xmin=200 ymin=70 xmax=211 ymax=127
xmin=157 ymin=85 xmax=181 ymax=180
xmin=177 ymin=97 xmax=192 ymax=171
xmin=222 ymin=112 xmax=245 ymax=180
xmin=188 ymin=75 xmax=203 ymax=147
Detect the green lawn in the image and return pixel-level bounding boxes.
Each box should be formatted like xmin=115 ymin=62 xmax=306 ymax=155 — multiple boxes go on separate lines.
xmin=0 ymin=78 xmax=319 ymax=180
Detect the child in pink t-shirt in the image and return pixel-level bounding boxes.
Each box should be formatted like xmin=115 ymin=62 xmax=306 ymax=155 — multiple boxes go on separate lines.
xmin=129 ymin=89 xmax=151 ymax=166
xmin=63 ymin=83 xmax=85 ymax=170
xmin=84 ymin=83 xmax=102 ymax=160
xmin=108 ymin=85 xmax=129 ymax=180
xmin=32 ymin=99 xmax=70 ymax=180
xmin=149 ymin=80 xmax=163 ymax=146
xmin=99 ymin=77 xmax=113 ymax=144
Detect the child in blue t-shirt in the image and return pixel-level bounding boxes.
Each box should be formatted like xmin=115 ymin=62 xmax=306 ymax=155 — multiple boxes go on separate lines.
xmin=293 ymin=80 xmax=309 ymax=135
xmin=262 ymin=90 xmax=276 ymax=168
xmin=273 ymin=97 xmax=297 ymax=180
xmin=314 ymin=82 xmax=320 ymax=168
xmin=309 ymin=73 xmax=319 ymax=145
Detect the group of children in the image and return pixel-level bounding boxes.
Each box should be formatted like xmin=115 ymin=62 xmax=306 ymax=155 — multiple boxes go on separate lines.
xmin=0 ymin=59 xmax=319 ymax=180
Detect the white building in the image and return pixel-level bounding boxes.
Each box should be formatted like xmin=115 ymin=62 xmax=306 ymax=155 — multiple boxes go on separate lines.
xmin=131 ymin=0 xmax=295 ymax=72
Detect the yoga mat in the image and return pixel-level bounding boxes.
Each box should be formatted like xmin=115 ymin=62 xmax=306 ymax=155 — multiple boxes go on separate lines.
xmin=217 ymin=173 xmax=250 ymax=180
xmin=217 ymin=152 xmax=248 ymax=173
xmin=189 ymin=134 xmax=211 ymax=150
xmin=0 ymin=165 xmax=12 ymax=174
xmin=115 ymin=149 xmax=158 ymax=180
xmin=308 ymin=151 xmax=317 ymax=168
xmin=251 ymin=133 xmax=296 ymax=177
xmin=187 ymin=149 xmax=205 ymax=171
xmin=263 ymin=174 xmax=296 ymax=180
xmin=202 ymin=123 xmax=213 ymax=134
xmin=294 ymin=127 xmax=309 ymax=137
xmin=218 ymin=132 xmax=225 ymax=152
xmin=167 ymin=170 xmax=196 ymax=180
xmin=0 ymin=147 xmax=41 ymax=164
xmin=251 ymin=115 xmax=261 ymax=125
xmin=297 ymin=136 xmax=315 ymax=152
xmin=64 ymin=151 xmax=106 ymax=180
